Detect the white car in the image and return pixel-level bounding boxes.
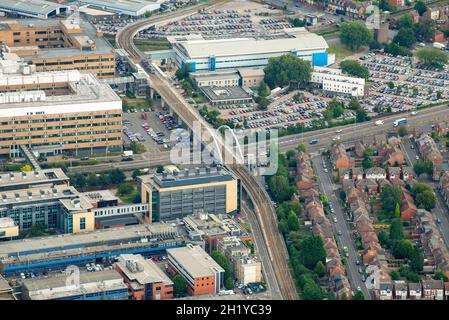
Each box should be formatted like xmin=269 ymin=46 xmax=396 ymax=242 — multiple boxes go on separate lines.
xmin=415 ymin=155 xmax=420 ymax=160
xmin=333 ymin=217 xmax=337 ymax=223
xmin=335 ymin=129 xmax=342 ymax=133
xmin=411 ymin=111 xmax=417 ymax=116
xmin=332 ymin=136 xmax=341 ymax=141
xmin=324 ymin=168 xmax=328 ymax=173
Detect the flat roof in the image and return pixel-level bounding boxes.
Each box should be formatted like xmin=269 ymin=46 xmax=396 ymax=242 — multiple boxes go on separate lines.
xmin=0 ymin=218 xmax=16 ymax=229
xmin=0 ymin=223 xmax=177 ymax=258
xmin=7 ymin=18 xmax=114 ymax=59
xmin=140 ymin=166 xmax=236 ymax=189
xmin=81 ymin=190 xmax=118 ymax=203
xmin=0 ymin=169 xmax=68 ymax=189
xmin=0 ymin=185 xmax=78 ymax=207
xmin=116 ymin=254 xmax=173 ymax=286
xmin=0 ymin=0 xmax=69 ymax=16
xmin=80 ymin=0 xmax=161 ymax=13
xmin=23 ymin=269 xmax=126 ymax=300
xmin=174 ymin=33 xmax=328 ymax=59
xmin=167 ymin=244 xmax=224 ymax=278
xmin=237 ymin=67 xmax=265 ymax=78
xmin=201 ymin=86 xmax=253 ymax=102
xmin=0 ymin=274 xmax=12 ymax=293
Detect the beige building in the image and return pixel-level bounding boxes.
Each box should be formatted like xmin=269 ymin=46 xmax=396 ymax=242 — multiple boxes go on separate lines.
xmin=138 ymin=166 xmax=240 ymax=223
xmin=0 ymin=44 xmax=122 ymax=157
xmin=238 ymin=68 xmax=265 ymax=88
xmin=0 ymin=218 xmax=19 ymax=240
xmin=0 ymin=17 xmax=115 ymax=78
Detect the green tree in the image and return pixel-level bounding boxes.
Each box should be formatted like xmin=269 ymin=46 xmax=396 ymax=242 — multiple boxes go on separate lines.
xmin=433 ymin=270 xmax=449 ymax=282
xmin=97 ymin=173 xmax=110 ymax=186
xmin=173 ymin=274 xmax=187 ymax=297
xmin=406 ymin=272 xmax=421 ymax=283
xmin=393 ymin=28 xmax=416 ymax=48
xmin=398 ymin=14 xmax=413 ymax=29
xmin=348 ymin=99 xmax=361 ymax=110
xmin=264 ymin=54 xmax=312 ymax=88
xmin=314 ymin=261 xmax=326 ymax=278
xmin=356 ymin=108 xmax=368 ymax=122
xmin=71 ymin=173 xmax=86 ymax=188
xmin=108 ymin=168 xmax=126 ymax=184
xmin=392 ymin=239 xmax=414 ymax=259
xmin=299 ymin=236 xmax=326 ymax=269
xmin=132 ymin=169 xmax=142 ymax=180
xmin=301 ymin=278 xmax=323 ymax=300
xmin=339 ymin=21 xmax=373 ymax=51
xmin=362 ymin=156 xmax=374 ymax=169
xmin=397 ymin=125 xmax=408 ymax=137
xmin=415 ymin=48 xmax=449 ymax=69
xmin=287 ymin=210 xmax=300 ymax=232
xmin=378 ymin=230 xmax=391 ymax=249
xmin=394 ymin=203 xmax=401 ymax=219
xmin=268 ymin=175 xmax=296 ymax=202
xmin=384 ymin=43 xmax=412 ymax=57
xmin=380 ymin=185 xmax=403 ymax=218
xmin=86 ymin=173 xmax=98 ymax=187
xmin=413 ymin=19 xmax=435 ymax=42
xmin=296 ymin=144 xmax=307 ymax=153
xmin=353 ymin=290 xmax=365 ymax=300
xmin=415 ymin=190 xmax=436 ymax=210
xmin=410 ymin=246 xmax=424 ymax=272
xmin=413 ymin=159 xmax=433 ymax=176
xmin=144 ymin=11 xmax=152 ymax=18
xmin=390 ymin=270 xmax=400 ymax=280
xmin=156 ymin=165 xmax=164 ymax=174
xmin=130 ymin=141 xmax=145 ymax=154
xmin=257 ymin=81 xmax=271 ymax=97
xmin=387 ymin=81 xmax=395 ymax=89
xmin=390 ymin=219 xmax=404 ymax=240
xmin=117 ymin=183 xmax=134 ymax=196
xmin=414 ymin=0 xmax=427 ymax=15
xmin=340 ymin=60 xmax=370 ymax=79
xmin=211 ymin=251 xmax=234 ymax=290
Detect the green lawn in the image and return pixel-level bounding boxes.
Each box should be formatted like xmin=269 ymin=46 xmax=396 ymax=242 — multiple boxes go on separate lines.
xmin=135 ymin=39 xmax=172 ymax=52
xmin=122 ymin=97 xmax=150 ymax=110
xmin=328 ymin=43 xmax=356 ymax=60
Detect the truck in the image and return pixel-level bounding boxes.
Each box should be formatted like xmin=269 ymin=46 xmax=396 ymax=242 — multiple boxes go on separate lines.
xmin=433 ymin=42 xmax=446 ymax=50
xmin=393 ymin=118 xmax=407 ymax=127
xmin=122 ymin=150 xmax=134 ymax=157
xmin=309 ymin=138 xmax=318 ymax=145
xmin=375 ymin=120 xmax=384 ymax=126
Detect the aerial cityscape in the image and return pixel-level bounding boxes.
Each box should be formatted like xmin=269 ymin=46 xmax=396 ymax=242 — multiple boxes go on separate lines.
xmin=1 ymin=0 xmax=449 ymax=305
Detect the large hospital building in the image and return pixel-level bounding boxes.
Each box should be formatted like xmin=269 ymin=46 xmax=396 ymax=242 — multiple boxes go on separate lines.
xmin=0 ymin=18 xmax=115 ymax=78
xmin=0 ymin=44 xmax=122 ymax=157
xmin=138 ymin=166 xmax=240 ymax=223
xmin=169 ymin=28 xmax=333 ymax=73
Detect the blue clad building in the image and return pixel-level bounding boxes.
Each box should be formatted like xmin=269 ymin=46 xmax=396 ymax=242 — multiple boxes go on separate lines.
xmin=169 ymin=28 xmax=333 ymax=73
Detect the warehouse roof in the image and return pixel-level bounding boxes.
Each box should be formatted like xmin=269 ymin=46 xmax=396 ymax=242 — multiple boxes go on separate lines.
xmin=116 ymin=254 xmax=173 ymax=286
xmin=79 ymin=0 xmax=161 ymax=14
xmin=167 ymin=244 xmax=224 ymax=278
xmin=0 ymin=0 xmax=69 ymax=17
xmin=174 ymin=33 xmax=328 ymax=59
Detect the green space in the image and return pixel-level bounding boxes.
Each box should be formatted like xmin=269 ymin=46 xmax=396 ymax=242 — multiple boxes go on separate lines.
xmin=122 ymin=96 xmax=152 ymax=111
xmin=134 ymin=39 xmax=172 ymax=52
xmin=116 ymin=183 xmax=139 ymax=204
xmin=328 ymin=43 xmax=359 ymax=60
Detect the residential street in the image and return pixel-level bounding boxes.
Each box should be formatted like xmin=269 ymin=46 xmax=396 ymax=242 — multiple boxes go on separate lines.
xmin=312 ymin=155 xmax=372 ymax=299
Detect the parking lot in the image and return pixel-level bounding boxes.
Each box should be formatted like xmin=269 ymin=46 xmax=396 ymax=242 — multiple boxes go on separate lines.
xmin=359 ymin=52 xmax=449 ymax=113
xmin=138 ymin=1 xmax=294 ymax=40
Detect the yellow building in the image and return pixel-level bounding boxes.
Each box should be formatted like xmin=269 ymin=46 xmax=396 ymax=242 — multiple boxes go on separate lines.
xmin=138 ymin=166 xmax=240 ymax=223
xmin=0 ymin=18 xmax=115 ymax=79
xmin=0 ymin=218 xmax=19 ymax=240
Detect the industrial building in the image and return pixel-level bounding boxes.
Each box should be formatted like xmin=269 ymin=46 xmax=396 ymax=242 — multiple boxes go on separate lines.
xmin=115 ymin=254 xmax=173 ymax=300
xmin=0 ymin=218 xmax=18 ymax=241
xmin=190 ymin=68 xmax=265 ymax=89
xmin=22 ymin=269 xmax=129 ymax=300
xmin=0 ymin=0 xmax=70 ymax=19
xmin=0 ymin=224 xmax=184 ymax=275
xmin=169 ymin=28 xmax=332 ymax=73
xmin=79 ymin=0 xmax=164 ymax=17
xmin=167 ymin=244 xmax=225 ymax=296
xmin=200 ymin=86 xmax=254 ymax=106
xmin=180 ymin=211 xmax=249 ymax=253
xmin=218 ymin=236 xmax=262 ymax=285
xmin=137 ymin=166 xmax=241 ymax=222
xmin=311 ymin=66 xmax=366 ymax=97
xmin=0 ymin=17 xmax=115 ymax=78
xmin=0 ymin=44 xmax=122 ymax=157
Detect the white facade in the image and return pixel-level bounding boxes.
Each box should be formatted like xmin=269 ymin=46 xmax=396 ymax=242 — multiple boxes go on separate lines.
xmin=311 ymin=67 xmax=365 ymax=97
xmin=79 ymin=0 xmax=164 ymax=16
xmin=236 ymin=258 xmax=262 ymax=285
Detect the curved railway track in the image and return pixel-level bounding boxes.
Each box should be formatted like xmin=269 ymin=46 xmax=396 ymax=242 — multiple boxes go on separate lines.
xmin=116 ymin=0 xmax=298 ymax=300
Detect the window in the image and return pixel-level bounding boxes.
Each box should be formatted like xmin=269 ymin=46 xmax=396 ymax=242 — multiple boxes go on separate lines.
xmin=80 ymin=217 xmax=86 ymax=230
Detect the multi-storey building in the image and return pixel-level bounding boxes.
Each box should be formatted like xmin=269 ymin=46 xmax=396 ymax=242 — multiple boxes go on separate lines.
xmin=138 ymin=166 xmax=240 ymax=223
xmin=166 ymin=244 xmax=224 ymax=296
xmin=22 ymin=269 xmax=129 ymax=300
xmin=115 ymin=254 xmax=173 ymax=300
xmin=0 ymin=17 xmax=115 ymax=78
xmin=0 ymin=45 xmax=122 ymax=157
xmin=311 ymin=66 xmax=366 ymax=97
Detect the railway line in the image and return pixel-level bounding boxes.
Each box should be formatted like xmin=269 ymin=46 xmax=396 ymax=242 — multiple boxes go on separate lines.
xmin=116 ymin=0 xmax=298 ymax=300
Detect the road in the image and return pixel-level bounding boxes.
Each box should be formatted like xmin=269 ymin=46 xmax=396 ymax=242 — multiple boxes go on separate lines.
xmin=312 ymin=155 xmax=371 ymax=299
xmin=116 ymin=0 xmax=298 ymax=300
xmin=401 ymin=137 xmax=449 ymax=253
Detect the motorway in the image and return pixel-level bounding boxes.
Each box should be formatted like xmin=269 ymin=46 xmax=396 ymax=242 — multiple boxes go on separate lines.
xmin=312 ymin=155 xmax=371 ymax=299
xmin=116 ymin=0 xmax=298 ymax=300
